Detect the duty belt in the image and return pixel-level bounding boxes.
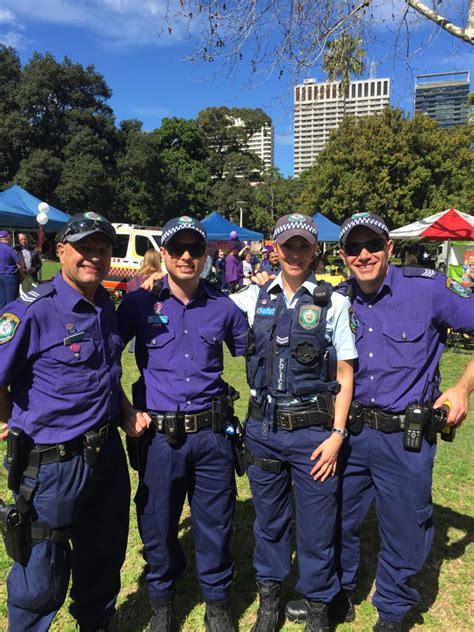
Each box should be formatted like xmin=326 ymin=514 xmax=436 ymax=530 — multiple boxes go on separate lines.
xmin=33 ymin=422 xmax=110 ymax=464
xmin=149 ymin=409 xmax=225 ymax=433
xmin=361 ymin=407 xmax=405 ymax=433
xmin=249 ymin=397 xmax=333 ymax=430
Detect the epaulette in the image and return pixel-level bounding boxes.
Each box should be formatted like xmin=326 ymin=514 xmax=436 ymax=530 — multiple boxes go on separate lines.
xmin=18 ymin=281 xmax=55 ymax=306
xmin=402 ymin=267 xmax=438 ymax=279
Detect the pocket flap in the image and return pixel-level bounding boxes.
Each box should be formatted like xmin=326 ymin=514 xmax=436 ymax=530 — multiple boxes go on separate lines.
xmin=146 ymin=327 xmax=175 ymax=348
xmin=199 ymin=327 xmax=225 ymax=345
xmin=49 ymin=340 xmax=97 ymax=364
xmin=383 ymin=321 xmax=425 ymax=343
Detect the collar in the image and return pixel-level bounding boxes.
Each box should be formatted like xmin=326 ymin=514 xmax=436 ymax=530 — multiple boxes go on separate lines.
xmin=53 ymin=271 xmax=108 ymax=311
xmin=267 ymin=272 xmax=317 ymax=297
xmin=159 ymin=275 xmax=216 ymax=301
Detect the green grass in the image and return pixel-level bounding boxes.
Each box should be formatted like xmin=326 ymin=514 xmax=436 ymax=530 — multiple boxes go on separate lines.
xmin=0 ymin=351 xmax=472 ymax=631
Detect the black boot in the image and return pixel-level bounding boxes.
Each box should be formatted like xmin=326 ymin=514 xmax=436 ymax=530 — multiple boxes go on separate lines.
xmin=147 ymin=600 xmax=174 ymax=632
xmin=286 ymin=590 xmax=355 ymax=624
xmin=251 ymin=581 xmax=281 ymax=632
xmin=204 ymin=602 xmax=235 ymax=632
xmin=373 ymin=618 xmax=402 ymax=631
xmin=304 ymin=600 xmax=329 ymax=632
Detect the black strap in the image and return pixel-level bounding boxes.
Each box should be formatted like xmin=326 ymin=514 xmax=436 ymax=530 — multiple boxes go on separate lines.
xmin=360 ymin=407 xmax=404 ymax=432
xmin=249 ymin=398 xmax=333 ymax=430
xmin=149 ymin=409 xmax=225 ymax=433
xmin=31 ymin=522 xmax=72 ymax=544
xmin=244 ymin=448 xmax=283 ymax=474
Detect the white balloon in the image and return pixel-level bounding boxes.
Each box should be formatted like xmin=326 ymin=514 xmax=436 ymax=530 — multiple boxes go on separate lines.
xmin=36 ymin=212 xmax=49 ymax=225
xmin=38 ymin=201 xmax=50 ymax=214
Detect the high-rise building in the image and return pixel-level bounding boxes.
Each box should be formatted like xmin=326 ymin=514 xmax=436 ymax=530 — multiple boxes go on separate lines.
xmin=294 ymin=77 xmax=390 ymax=175
xmin=414 ymin=71 xmax=470 ymax=128
xmin=246 ymin=123 xmax=274 ymax=171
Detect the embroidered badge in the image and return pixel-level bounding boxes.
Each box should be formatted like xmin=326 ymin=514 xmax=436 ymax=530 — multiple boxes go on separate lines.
xmin=0 ymin=312 xmax=20 ymax=344
xmin=299 ymin=305 xmax=321 ymax=330
xmin=256 ymin=306 xmax=276 ymax=317
xmin=178 ymin=216 xmax=194 ymax=224
xmin=446 ymin=277 xmax=471 ymax=298
xmin=349 ymin=307 xmax=359 ymax=333
xmin=288 ymin=213 xmax=305 ymax=221
xmin=352 ymin=212 xmax=370 ymax=219
xmin=84 ymin=211 xmax=103 ymax=220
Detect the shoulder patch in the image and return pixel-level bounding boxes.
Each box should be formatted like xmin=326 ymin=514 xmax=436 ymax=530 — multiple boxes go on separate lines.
xmin=18 ymin=281 xmax=55 ymax=306
xmin=0 ymin=312 xmax=20 ymax=344
xmin=402 ymin=267 xmax=437 ymax=279
xmin=446 ymin=277 xmax=471 ymax=298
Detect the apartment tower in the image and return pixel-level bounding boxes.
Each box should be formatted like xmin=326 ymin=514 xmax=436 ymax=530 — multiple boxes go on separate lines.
xmin=414 ymin=71 xmax=470 ymax=128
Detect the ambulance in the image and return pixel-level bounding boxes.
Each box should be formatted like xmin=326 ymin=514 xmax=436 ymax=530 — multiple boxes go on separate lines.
xmin=103 ymin=223 xmax=162 ymax=296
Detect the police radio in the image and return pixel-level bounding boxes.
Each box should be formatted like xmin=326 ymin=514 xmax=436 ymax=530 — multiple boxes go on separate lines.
xmin=403 ymin=403 xmax=430 ymax=451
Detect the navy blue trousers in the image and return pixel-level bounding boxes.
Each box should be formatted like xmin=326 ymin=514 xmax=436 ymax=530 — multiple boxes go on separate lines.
xmin=338 ymin=426 xmax=435 ymax=622
xmin=7 ymin=428 xmax=130 ymax=632
xmin=0 ymin=273 xmax=19 ymax=308
xmin=136 ymin=428 xmax=235 ymax=604
xmin=245 ymin=416 xmax=340 ymax=602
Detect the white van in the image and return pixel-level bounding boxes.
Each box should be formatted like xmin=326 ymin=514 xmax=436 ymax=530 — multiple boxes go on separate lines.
xmin=103 ymin=223 xmax=162 ymax=295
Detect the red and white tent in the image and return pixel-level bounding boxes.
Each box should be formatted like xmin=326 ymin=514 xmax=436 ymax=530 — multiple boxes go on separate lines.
xmin=390 ymin=208 xmax=474 ymax=241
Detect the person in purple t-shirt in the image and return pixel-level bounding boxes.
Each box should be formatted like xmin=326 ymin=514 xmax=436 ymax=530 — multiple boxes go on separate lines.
xmin=117 ymin=216 xmax=248 ymax=632
xmin=0 ymin=230 xmax=21 ymax=308
xmin=225 ymin=243 xmax=244 ymax=293
xmin=0 ymin=213 xmax=132 ymax=632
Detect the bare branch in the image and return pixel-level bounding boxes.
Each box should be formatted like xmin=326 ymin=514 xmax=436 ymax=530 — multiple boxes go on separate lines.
xmin=407 ymin=0 xmax=474 ymax=45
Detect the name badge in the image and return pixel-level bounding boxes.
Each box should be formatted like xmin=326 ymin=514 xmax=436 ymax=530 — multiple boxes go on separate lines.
xmin=63 ymin=331 xmax=86 ymax=346
xmin=147 ymin=315 xmax=169 ymax=325
xmin=256 ymin=306 xmax=276 ymax=317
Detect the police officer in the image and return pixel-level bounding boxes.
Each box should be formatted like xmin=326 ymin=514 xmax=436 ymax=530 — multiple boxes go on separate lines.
xmin=0 ymin=212 xmax=131 ymax=632
xmin=117 ymin=216 xmax=248 ymax=632
xmin=231 ymin=214 xmax=357 ymax=632
xmin=0 ymin=229 xmax=21 ymax=307
xmin=285 ymin=212 xmax=474 ymax=630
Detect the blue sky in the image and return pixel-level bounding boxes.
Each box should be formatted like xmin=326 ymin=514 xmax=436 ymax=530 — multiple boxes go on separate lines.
xmin=0 ymin=0 xmax=472 ymax=177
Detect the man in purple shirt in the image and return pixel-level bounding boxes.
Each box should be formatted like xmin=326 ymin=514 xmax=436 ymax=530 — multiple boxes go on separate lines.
xmin=225 ymin=243 xmax=243 ymax=293
xmin=0 ymin=213 xmax=131 ymax=631
xmin=0 ymin=230 xmax=21 ymax=307
xmin=286 ymin=212 xmax=474 ymax=631
xmin=117 ymin=216 xmax=248 ymax=632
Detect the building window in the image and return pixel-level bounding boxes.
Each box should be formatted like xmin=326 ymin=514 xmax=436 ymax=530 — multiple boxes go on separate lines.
xmin=383 ymin=80 xmax=388 ymax=95
xmin=377 ymin=82 xmax=381 ymax=96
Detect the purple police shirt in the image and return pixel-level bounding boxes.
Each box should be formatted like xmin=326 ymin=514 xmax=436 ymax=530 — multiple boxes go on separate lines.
xmin=0 ymin=272 xmax=123 ymax=443
xmin=341 ymin=265 xmax=474 ymax=412
xmin=117 ymin=276 xmax=248 ymax=412
xmin=260 ymin=259 xmax=281 ymax=276
xmin=0 ymin=242 xmax=20 ymax=274
xmin=225 ymin=253 xmax=243 ymax=284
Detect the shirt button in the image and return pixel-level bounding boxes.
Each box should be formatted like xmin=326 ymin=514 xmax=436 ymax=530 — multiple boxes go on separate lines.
xmin=187 ymin=400 xmax=191 ymax=405
xmin=370 ymin=375 xmax=374 ymax=380
xmin=184 ymin=329 xmax=188 ymax=334
xmin=369 ymin=352 xmax=373 ymax=358
xmin=185 ymin=353 xmax=189 ymax=358
xmin=151 ymin=339 xmax=156 ymax=345
xmin=186 ymin=377 xmax=190 ymax=382
xmin=368 ymin=305 xmax=373 ymax=309
xmin=371 ymin=397 xmax=375 ymax=403
xmin=368 ymin=327 xmax=373 ymax=332
xmin=401 ymin=332 xmax=407 ymax=340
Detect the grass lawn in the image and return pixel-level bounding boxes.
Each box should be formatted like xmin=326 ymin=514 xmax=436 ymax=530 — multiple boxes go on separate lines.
xmin=0 ymin=342 xmax=472 ymax=631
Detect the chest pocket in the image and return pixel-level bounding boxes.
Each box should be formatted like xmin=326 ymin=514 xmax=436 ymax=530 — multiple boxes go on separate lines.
xmin=196 ymin=327 xmax=225 ymax=371
xmin=382 ymin=321 xmax=426 ymax=368
xmin=145 ymin=327 xmax=175 ymax=366
xmin=47 ymin=340 xmax=99 ymax=394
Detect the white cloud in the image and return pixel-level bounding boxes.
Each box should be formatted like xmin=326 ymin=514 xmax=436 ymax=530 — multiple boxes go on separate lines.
xmin=0 ymin=8 xmax=15 ymax=24
xmin=0 ymin=29 xmax=28 ymax=49
xmin=0 ymin=0 xmax=190 ymax=48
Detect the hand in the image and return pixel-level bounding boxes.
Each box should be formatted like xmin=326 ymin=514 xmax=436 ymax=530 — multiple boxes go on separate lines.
xmin=0 ymin=422 xmax=8 ymax=441
xmin=251 ymin=271 xmax=275 ymax=286
xmin=122 ymin=408 xmax=151 ymax=437
xmin=141 ymin=272 xmax=164 ymax=291
xmin=434 ymin=388 xmax=469 ymax=428
xmin=309 ymin=433 xmax=344 ymax=481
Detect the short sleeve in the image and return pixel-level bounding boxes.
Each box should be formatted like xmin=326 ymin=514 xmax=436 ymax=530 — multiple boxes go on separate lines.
xmin=432 ymin=274 xmax=474 ymax=332
xmin=327 ymin=293 xmax=358 ymax=361
xmin=0 ymin=304 xmax=36 ymax=386
xmin=229 ymin=285 xmax=260 ymax=326
xmin=225 ymin=300 xmax=249 ymax=357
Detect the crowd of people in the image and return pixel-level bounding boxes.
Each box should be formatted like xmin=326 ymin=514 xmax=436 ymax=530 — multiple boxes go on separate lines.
xmin=0 ymin=210 xmax=473 ymax=632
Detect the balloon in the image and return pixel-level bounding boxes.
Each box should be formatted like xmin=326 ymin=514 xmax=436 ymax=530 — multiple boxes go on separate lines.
xmin=36 ymin=212 xmax=48 ymax=225
xmin=38 ymin=201 xmax=50 ymax=214
xmin=229 ymin=230 xmax=238 ymax=239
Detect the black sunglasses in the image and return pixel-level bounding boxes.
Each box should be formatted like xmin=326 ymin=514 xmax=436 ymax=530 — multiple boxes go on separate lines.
xmin=166 ymin=241 xmax=206 ymax=258
xmin=60 ymin=219 xmax=116 ymax=243
xmin=344 ymin=238 xmax=387 ymax=257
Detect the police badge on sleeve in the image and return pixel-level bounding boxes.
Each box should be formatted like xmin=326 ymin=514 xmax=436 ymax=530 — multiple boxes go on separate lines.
xmin=446 ymin=277 xmax=471 ymax=298
xmin=0 ymin=313 xmax=20 ymax=344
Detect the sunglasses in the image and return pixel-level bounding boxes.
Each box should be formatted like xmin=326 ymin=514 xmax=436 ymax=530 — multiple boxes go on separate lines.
xmin=344 ymin=238 xmax=387 ymax=257
xmin=166 ymin=241 xmax=206 ymax=258
xmin=61 ymin=219 xmax=116 ymax=243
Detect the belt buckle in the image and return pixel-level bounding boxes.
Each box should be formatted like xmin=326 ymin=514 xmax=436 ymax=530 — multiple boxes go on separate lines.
xmin=98 ymin=424 xmax=109 ymax=441
xmin=184 ymin=415 xmax=198 ymax=433
xmin=279 ymin=411 xmax=293 ymax=431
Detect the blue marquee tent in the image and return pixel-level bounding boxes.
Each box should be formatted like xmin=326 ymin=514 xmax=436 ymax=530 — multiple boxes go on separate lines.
xmin=312 ymin=212 xmax=341 ymax=242
xmin=202 ymin=211 xmax=263 ymax=241
xmin=0 ymin=184 xmax=71 ymax=232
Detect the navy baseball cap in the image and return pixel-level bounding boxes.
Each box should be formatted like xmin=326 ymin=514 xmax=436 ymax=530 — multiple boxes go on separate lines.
xmin=340 ymin=212 xmax=389 ymax=245
xmin=273 ymin=213 xmax=318 ymax=245
xmin=59 ymin=212 xmax=116 ymax=245
xmin=161 ymin=216 xmax=207 ymax=247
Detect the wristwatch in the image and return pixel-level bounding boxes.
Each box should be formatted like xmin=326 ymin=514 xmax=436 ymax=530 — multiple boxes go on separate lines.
xmin=331 ymin=427 xmax=348 ymax=439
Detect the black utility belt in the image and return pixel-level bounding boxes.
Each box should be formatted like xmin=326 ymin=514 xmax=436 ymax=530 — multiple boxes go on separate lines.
xmin=249 ymin=399 xmax=333 ymax=431
xmin=33 ymin=422 xmax=111 ymax=464
xmin=359 ymin=407 xmax=405 ymax=433
xmin=149 ymin=409 xmax=225 ymax=434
